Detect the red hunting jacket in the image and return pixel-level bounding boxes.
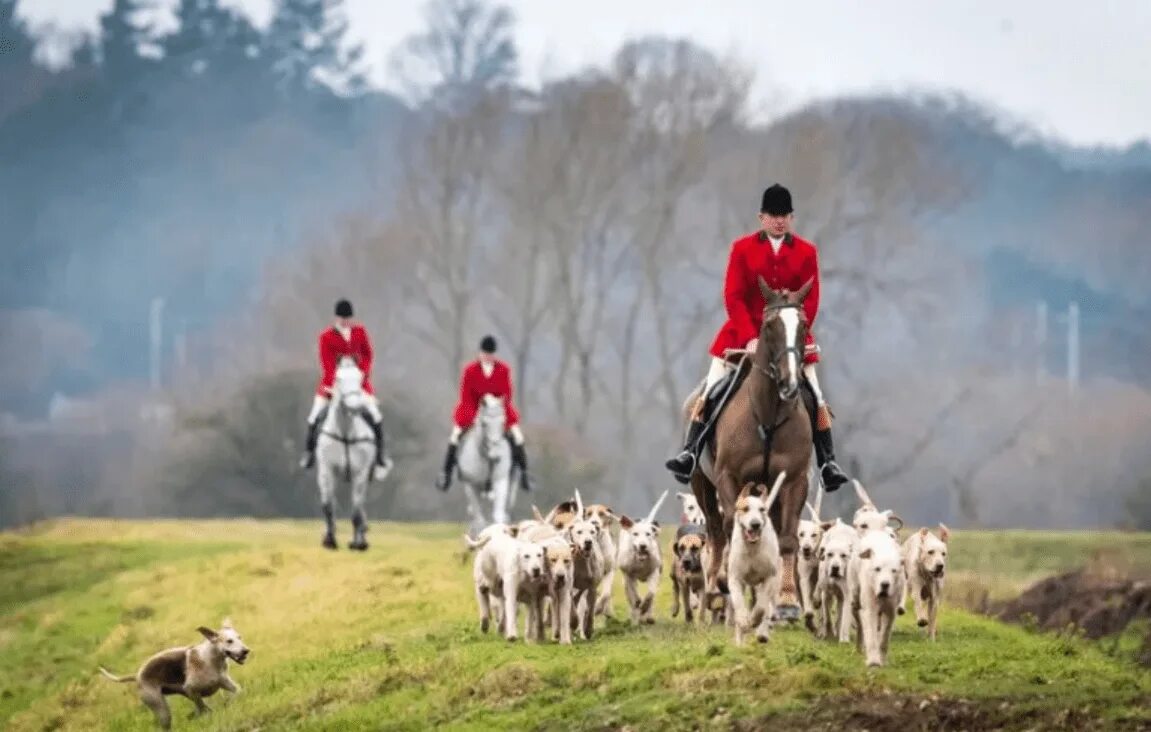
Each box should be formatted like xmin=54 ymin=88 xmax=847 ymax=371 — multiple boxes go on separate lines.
xmin=316 ymin=324 xmax=375 ymax=396
xmin=708 ymin=231 xmax=822 ymax=364
xmin=452 ymin=358 xmax=521 ymax=429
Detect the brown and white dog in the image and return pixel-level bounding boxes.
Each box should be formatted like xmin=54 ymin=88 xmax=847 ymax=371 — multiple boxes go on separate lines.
xmin=99 ymin=619 xmax=250 ymax=730
xmin=670 ymin=523 xmax=708 ymax=623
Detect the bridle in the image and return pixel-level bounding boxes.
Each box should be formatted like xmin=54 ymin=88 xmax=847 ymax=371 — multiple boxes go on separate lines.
xmin=750 ymin=301 xmax=805 ymax=398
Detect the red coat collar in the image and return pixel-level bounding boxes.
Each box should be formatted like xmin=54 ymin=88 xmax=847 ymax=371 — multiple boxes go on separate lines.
xmin=756 ymin=230 xmax=795 ymax=246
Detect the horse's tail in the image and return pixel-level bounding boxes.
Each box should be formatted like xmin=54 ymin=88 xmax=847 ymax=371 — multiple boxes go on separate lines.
xmin=99 ymin=667 xmax=135 ymax=683
xmin=574 ymin=488 xmax=585 ymax=517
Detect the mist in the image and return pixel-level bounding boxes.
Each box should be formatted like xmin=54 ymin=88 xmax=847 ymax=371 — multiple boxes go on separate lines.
xmin=2 ymin=0 xmax=1150 ymax=531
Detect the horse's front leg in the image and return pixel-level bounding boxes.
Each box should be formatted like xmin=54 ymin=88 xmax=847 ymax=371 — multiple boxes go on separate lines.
xmin=349 ymin=454 xmax=370 ymax=551
xmin=772 ymin=471 xmax=808 ymax=622
xmin=491 ymin=458 xmax=511 ymax=525
xmin=318 ymin=466 xmax=338 ymax=550
xmin=693 ymin=472 xmax=726 ymax=610
xmin=461 ymin=483 xmax=487 ymax=535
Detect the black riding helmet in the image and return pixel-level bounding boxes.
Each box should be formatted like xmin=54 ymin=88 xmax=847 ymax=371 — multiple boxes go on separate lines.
xmin=334 ymin=299 xmax=353 ymax=318
xmin=479 ymin=335 xmax=497 ymax=353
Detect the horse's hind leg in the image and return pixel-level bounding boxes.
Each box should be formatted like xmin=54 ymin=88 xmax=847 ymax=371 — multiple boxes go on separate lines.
xmin=349 ymin=471 xmax=370 ymax=551
xmin=319 ymin=469 xmax=338 ymax=550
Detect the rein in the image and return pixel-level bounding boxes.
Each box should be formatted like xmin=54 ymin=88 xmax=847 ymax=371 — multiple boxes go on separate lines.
xmin=320 ymin=393 xmax=374 ymax=483
xmin=748 ymin=301 xmax=804 ymax=482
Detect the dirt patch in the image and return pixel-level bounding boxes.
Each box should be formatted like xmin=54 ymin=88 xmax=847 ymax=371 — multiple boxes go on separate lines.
xmin=739 ymin=692 xmax=1151 ymax=731
xmin=991 ymin=566 xmax=1151 ymax=657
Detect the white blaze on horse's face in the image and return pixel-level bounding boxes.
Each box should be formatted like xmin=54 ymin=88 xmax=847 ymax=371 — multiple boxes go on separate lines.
xmin=779 ymin=306 xmax=800 ymax=398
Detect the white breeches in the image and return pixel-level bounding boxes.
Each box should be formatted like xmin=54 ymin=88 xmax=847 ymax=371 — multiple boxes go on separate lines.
xmin=802 ymin=363 xmax=825 ymax=405
xmin=704 ymin=357 xmax=730 ymax=391
xmin=449 ymin=423 xmax=523 ymax=445
xmin=307 ymin=394 xmax=380 ymax=424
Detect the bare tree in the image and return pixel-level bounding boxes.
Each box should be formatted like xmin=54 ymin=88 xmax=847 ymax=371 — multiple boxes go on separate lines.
xmin=611 ymin=38 xmax=751 ymax=430
xmin=389 ymin=0 xmax=518 ymax=109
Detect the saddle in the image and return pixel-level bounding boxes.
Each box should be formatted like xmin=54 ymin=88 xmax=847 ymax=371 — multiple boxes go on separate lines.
xmin=696 ymin=354 xmax=753 ymax=451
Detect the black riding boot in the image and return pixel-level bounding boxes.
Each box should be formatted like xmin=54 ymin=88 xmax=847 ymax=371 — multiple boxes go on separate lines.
xmin=364 ymin=414 xmax=388 ymax=467
xmin=665 ymin=419 xmax=706 ymax=485
xmin=436 ymin=443 xmax=458 ymax=492
xmin=508 ymin=438 xmax=533 ymax=492
xmin=800 ymin=380 xmax=849 ymax=492
xmin=811 ymin=411 xmax=850 ymax=492
xmin=299 ymin=418 xmax=321 ymax=469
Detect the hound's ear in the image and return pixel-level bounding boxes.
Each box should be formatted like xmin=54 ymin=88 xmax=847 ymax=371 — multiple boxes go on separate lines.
xmin=673 ymin=541 xmax=683 ymax=557
xmin=737 ymin=482 xmax=754 ymax=501
xmin=939 ymin=524 xmax=950 ymax=544
xmin=507 ymin=526 xmax=519 ymax=538
xmin=820 ymin=521 xmax=835 ymax=532
xmin=859 ymin=548 xmax=873 ymax=560
xmin=651 ymin=521 xmax=661 ymax=531
xmin=620 ymin=516 xmax=634 ymax=529
xmin=197 ymin=627 xmax=219 ymax=642
xmin=677 ymin=492 xmax=690 ymax=503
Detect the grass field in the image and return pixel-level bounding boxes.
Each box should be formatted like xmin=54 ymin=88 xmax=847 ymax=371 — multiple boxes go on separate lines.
xmin=2 ymin=519 xmax=1150 ymax=731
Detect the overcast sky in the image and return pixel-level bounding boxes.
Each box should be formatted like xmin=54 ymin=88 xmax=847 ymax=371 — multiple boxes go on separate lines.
xmin=25 ymin=0 xmax=1151 ymax=147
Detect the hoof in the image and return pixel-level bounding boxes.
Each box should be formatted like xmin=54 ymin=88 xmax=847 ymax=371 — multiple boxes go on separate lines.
xmin=776 ymin=604 xmax=801 ymax=623
xmin=756 ymin=633 xmax=771 ymax=644
xmin=348 ymin=541 xmax=369 ymax=551
xmin=322 ymin=535 xmax=337 ymax=550
xmin=897 ymin=606 xmax=906 ymax=616
xmin=917 ymin=618 xmax=928 ymax=628
xmin=805 ymin=614 xmax=818 ymax=634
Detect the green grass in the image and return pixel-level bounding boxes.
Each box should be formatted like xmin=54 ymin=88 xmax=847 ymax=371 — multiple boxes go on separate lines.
xmin=2 ymin=519 xmax=1149 ymax=731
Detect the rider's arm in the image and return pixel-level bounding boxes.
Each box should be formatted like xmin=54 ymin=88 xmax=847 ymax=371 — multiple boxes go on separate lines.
xmin=318 ymin=332 xmax=337 ymax=394
xmin=802 ymin=247 xmax=821 ymax=329
xmin=722 ymin=241 xmax=756 ymax=345
xmin=358 ymin=326 xmax=374 ymax=376
xmin=453 ymin=364 xmax=475 ymax=427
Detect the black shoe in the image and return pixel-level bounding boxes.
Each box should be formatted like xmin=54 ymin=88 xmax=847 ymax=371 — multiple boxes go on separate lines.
xmin=813 ymin=428 xmax=850 ymax=492
xmin=665 ymin=420 xmax=706 ymax=484
xmin=436 ymin=443 xmax=458 ymax=492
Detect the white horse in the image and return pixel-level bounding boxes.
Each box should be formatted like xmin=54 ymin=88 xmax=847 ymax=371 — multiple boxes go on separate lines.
xmin=316 ymin=357 xmax=391 ymax=550
xmin=457 ymin=394 xmax=518 ymax=535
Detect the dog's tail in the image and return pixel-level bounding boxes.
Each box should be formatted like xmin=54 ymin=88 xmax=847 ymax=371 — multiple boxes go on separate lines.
xmin=98 ymin=666 xmax=135 ymax=683
xmin=462 ymin=534 xmax=492 ymax=551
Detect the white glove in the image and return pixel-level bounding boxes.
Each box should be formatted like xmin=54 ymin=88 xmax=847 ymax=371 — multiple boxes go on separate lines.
xmin=745 ymin=338 xmax=759 ymax=353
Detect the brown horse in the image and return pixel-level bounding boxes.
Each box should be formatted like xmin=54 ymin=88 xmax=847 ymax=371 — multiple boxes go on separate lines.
xmin=684 ymin=277 xmax=815 ymax=621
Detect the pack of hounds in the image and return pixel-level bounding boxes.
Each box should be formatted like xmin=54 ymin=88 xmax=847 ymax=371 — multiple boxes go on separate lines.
xmin=96 ymin=478 xmax=949 ymax=729
xmin=464 ymin=477 xmax=950 ymax=669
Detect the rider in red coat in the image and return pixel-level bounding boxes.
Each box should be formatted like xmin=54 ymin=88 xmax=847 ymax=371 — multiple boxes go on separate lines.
xmin=299 ymin=299 xmax=388 ymax=470
xmin=664 ymin=184 xmax=850 ymax=491
xmin=436 ymin=335 xmax=532 ymax=492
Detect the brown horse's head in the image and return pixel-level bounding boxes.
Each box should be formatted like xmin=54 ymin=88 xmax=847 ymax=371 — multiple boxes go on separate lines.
xmin=755 ymin=276 xmax=814 ymax=402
